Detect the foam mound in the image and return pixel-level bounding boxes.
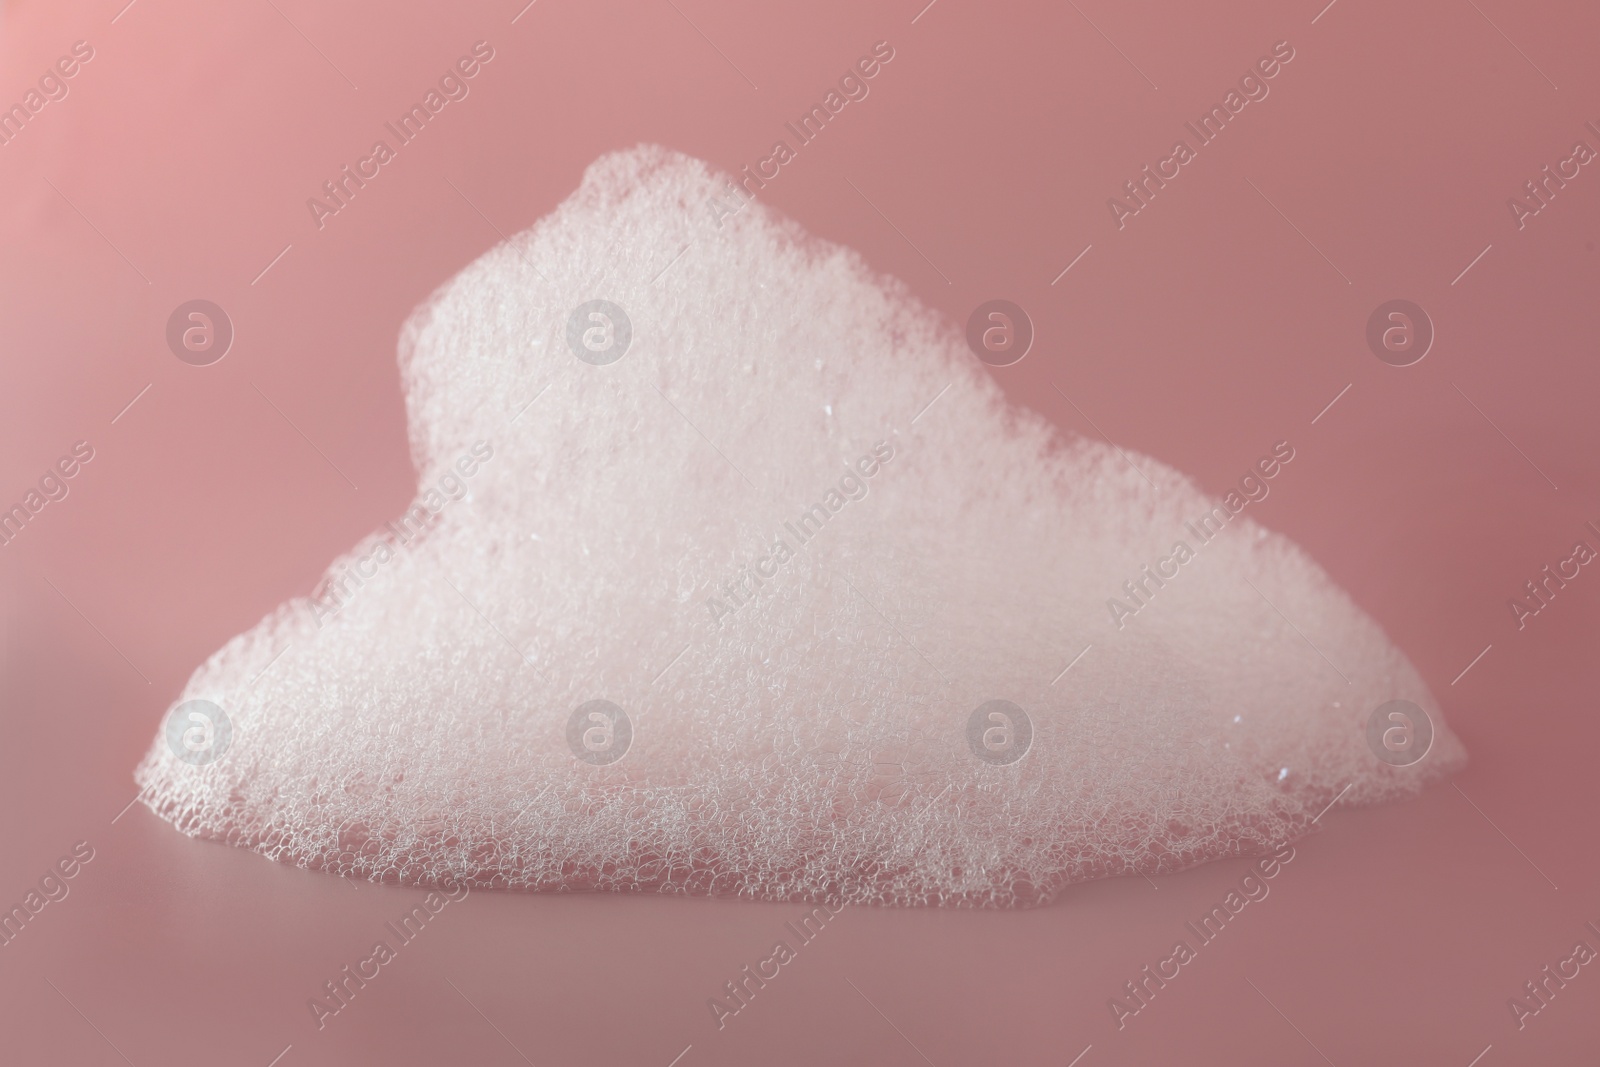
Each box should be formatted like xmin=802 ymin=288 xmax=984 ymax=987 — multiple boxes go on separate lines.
xmin=134 ymin=145 xmax=1465 ymax=907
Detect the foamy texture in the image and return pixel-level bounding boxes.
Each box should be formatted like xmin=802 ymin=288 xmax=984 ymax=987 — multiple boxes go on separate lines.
xmin=134 ymin=146 xmax=1465 ymax=906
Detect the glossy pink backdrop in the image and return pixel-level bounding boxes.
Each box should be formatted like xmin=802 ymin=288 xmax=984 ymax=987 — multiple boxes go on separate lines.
xmin=0 ymin=0 xmax=1596 ymax=1063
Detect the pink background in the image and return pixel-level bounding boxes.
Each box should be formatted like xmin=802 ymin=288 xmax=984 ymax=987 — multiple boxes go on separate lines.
xmin=2 ymin=0 xmax=1597 ymax=1063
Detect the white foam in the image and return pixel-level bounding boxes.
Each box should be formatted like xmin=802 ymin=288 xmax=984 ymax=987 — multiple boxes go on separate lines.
xmin=134 ymin=146 xmax=1465 ymax=906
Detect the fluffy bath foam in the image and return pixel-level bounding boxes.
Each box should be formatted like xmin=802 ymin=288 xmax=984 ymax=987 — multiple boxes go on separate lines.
xmin=134 ymin=145 xmax=1465 ymax=907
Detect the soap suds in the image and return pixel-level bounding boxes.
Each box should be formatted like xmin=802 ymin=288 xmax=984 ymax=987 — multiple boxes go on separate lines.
xmin=134 ymin=145 xmax=1466 ymax=907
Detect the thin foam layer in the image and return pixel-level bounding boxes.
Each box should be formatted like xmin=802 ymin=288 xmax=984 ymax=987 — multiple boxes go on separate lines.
xmin=134 ymin=146 xmax=1465 ymax=906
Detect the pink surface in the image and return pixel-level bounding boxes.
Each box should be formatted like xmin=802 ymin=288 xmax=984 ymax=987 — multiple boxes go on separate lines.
xmin=0 ymin=0 xmax=1596 ymax=1063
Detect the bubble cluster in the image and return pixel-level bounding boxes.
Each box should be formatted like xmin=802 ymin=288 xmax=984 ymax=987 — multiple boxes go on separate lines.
xmin=134 ymin=147 xmax=1465 ymax=906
